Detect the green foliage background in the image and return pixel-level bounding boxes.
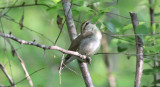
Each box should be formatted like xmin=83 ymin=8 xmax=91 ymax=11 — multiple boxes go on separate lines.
xmin=0 ymin=0 xmax=160 ymax=87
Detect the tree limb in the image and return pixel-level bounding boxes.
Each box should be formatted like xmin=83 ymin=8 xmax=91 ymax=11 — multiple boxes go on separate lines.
xmin=6 ymin=39 xmax=33 ymax=87
xmin=130 ymin=12 xmax=143 ymax=87
xmin=61 ymin=0 xmax=94 ymax=87
xmin=0 ymin=32 xmax=87 ymax=61
xmin=0 ymin=63 xmax=16 ymax=87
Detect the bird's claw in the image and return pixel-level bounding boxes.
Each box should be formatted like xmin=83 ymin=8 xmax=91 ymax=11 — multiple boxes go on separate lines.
xmin=86 ymin=57 xmax=91 ymax=64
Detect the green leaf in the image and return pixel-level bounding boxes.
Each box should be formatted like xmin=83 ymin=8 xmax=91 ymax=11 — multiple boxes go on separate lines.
xmin=143 ymin=68 xmax=159 ymax=75
xmin=72 ymin=0 xmax=84 ymax=6
xmin=152 ymin=79 xmax=160 ymax=85
xmin=136 ymin=23 xmax=151 ymax=41
xmin=91 ymin=12 xmax=104 ymax=23
xmin=143 ymin=59 xmax=151 ymax=63
xmin=47 ymin=6 xmax=57 ymax=11
xmin=145 ymin=44 xmax=160 ymax=53
xmin=74 ymin=6 xmax=92 ymax=12
xmin=117 ymin=41 xmax=129 ymax=52
xmin=104 ymin=22 xmax=116 ymax=33
xmin=122 ymin=24 xmax=132 ymax=32
xmin=57 ymin=9 xmax=64 ymax=17
xmin=136 ymin=23 xmax=150 ymax=35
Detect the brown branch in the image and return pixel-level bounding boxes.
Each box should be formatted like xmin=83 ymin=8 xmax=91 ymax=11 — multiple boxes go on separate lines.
xmin=59 ymin=54 xmax=65 ymax=87
xmin=6 ymin=39 xmax=33 ymax=87
xmin=149 ymin=0 xmax=159 ymax=86
xmin=130 ymin=12 xmax=143 ymax=87
xmin=101 ymin=34 xmax=116 ymax=87
xmin=0 ymin=3 xmax=50 ymax=9
xmin=103 ymin=32 xmax=160 ymax=37
xmin=0 ymin=32 xmax=87 ymax=61
xmin=96 ymin=52 xmax=160 ymax=57
xmin=61 ymin=0 xmax=94 ymax=87
xmin=0 ymin=63 xmax=16 ymax=87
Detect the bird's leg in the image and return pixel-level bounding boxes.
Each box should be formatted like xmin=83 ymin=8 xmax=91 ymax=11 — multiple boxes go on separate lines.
xmin=86 ymin=57 xmax=91 ymax=64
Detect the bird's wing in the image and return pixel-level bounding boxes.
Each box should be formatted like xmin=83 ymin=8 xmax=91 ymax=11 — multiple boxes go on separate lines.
xmin=62 ymin=31 xmax=94 ymax=67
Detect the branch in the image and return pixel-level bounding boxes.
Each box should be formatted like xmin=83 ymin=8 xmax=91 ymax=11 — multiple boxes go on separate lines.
xmin=0 ymin=3 xmax=50 ymax=9
xmin=6 ymin=39 xmax=33 ymax=87
xmin=130 ymin=12 xmax=143 ymax=87
xmin=61 ymin=0 xmax=94 ymax=87
xmin=101 ymin=34 xmax=116 ymax=87
xmin=149 ymin=0 xmax=159 ymax=86
xmin=0 ymin=32 xmax=87 ymax=60
xmin=0 ymin=63 xmax=16 ymax=87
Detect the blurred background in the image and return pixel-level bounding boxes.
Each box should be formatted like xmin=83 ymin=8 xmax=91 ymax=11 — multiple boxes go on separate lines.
xmin=0 ymin=0 xmax=160 ymax=87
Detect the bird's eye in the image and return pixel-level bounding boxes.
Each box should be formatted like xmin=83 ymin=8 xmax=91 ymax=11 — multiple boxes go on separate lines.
xmin=86 ymin=22 xmax=89 ymax=26
xmin=83 ymin=22 xmax=89 ymax=30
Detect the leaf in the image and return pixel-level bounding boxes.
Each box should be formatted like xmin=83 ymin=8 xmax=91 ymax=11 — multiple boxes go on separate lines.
xmin=104 ymin=22 xmax=116 ymax=33
xmin=122 ymin=24 xmax=132 ymax=32
xmin=72 ymin=0 xmax=84 ymax=6
xmin=152 ymin=79 xmax=160 ymax=85
xmin=57 ymin=15 xmax=63 ymax=30
xmin=143 ymin=69 xmax=155 ymax=75
xmin=117 ymin=41 xmax=129 ymax=52
xmin=143 ymin=59 xmax=151 ymax=63
xmin=52 ymin=0 xmax=61 ymax=4
xmin=145 ymin=44 xmax=160 ymax=53
xmin=143 ymin=68 xmax=159 ymax=75
xmin=91 ymin=12 xmax=104 ymax=23
xmin=136 ymin=23 xmax=151 ymax=41
xmin=47 ymin=6 xmax=57 ymax=11
xmin=74 ymin=6 xmax=92 ymax=12
xmin=136 ymin=22 xmax=151 ymax=35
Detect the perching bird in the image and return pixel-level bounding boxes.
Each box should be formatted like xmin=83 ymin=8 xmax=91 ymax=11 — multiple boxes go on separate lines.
xmin=60 ymin=20 xmax=102 ymax=69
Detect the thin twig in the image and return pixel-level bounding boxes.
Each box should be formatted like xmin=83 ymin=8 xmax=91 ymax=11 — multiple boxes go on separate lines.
xmin=6 ymin=39 xmax=33 ymax=87
xmin=13 ymin=67 xmax=45 ymax=86
xmin=0 ymin=63 xmax=16 ymax=87
xmin=59 ymin=53 xmax=65 ymax=87
xmin=103 ymin=32 xmax=160 ymax=37
xmin=3 ymin=15 xmax=54 ymax=44
xmin=149 ymin=0 xmax=159 ymax=86
xmin=0 ymin=3 xmax=50 ymax=9
xmin=0 ymin=32 xmax=88 ymax=60
xmin=101 ymin=34 xmax=116 ymax=87
xmin=54 ymin=20 xmax=66 ymax=45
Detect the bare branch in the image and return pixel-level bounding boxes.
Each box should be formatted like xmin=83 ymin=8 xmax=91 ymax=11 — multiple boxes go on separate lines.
xmin=0 ymin=63 xmax=16 ymax=87
xmin=101 ymin=34 xmax=116 ymax=87
xmin=61 ymin=0 xmax=94 ymax=87
xmin=0 ymin=3 xmax=50 ymax=9
xmin=103 ymin=32 xmax=160 ymax=37
xmin=59 ymin=54 xmax=65 ymax=87
xmin=6 ymin=39 xmax=33 ymax=87
xmin=130 ymin=12 xmax=143 ymax=87
xmin=149 ymin=0 xmax=159 ymax=86
xmin=0 ymin=32 xmax=87 ymax=61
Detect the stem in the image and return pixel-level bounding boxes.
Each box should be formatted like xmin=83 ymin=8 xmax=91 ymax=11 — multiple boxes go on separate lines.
xmin=101 ymin=34 xmax=116 ymax=87
xmin=149 ymin=0 xmax=159 ymax=86
xmin=130 ymin=12 xmax=144 ymax=87
xmin=61 ymin=0 xmax=94 ymax=87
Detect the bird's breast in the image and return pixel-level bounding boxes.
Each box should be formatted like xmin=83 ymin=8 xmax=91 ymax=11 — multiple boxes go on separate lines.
xmin=79 ymin=35 xmax=101 ymax=56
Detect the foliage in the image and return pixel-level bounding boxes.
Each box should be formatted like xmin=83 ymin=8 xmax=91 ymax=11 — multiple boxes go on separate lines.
xmin=0 ymin=0 xmax=160 ymax=87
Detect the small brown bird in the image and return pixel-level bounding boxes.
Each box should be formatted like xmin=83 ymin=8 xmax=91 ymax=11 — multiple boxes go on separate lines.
xmin=61 ymin=20 xmax=102 ymax=69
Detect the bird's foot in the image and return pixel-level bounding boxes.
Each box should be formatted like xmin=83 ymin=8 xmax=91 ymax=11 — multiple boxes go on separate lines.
xmin=86 ymin=57 xmax=91 ymax=64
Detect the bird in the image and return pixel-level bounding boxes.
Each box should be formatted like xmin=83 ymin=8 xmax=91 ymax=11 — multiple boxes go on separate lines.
xmin=60 ymin=20 xmax=102 ymax=69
